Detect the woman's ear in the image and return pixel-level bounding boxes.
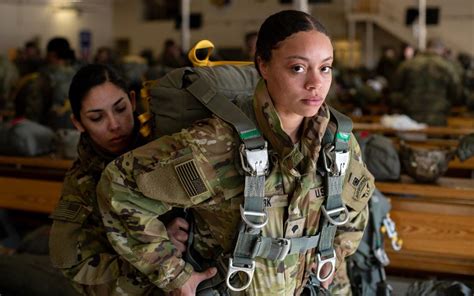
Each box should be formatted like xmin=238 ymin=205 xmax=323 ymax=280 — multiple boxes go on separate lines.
xmin=129 ymin=91 xmax=136 ymax=111
xmin=257 ymin=56 xmax=268 ymax=80
xmin=70 ymin=114 xmax=85 ymax=132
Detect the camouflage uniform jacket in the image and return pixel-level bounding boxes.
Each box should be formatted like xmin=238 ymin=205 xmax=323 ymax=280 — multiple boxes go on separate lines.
xmin=97 ymin=80 xmax=374 ymax=295
xmin=49 ymin=125 xmax=158 ymax=295
xmin=391 ymin=52 xmax=462 ymax=126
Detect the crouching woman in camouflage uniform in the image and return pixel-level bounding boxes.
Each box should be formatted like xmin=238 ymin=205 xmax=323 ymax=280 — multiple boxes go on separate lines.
xmin=97 ymin=10 xmax=374 ymax=296
xmin=49 ymin=64 xmax=189 ymax=295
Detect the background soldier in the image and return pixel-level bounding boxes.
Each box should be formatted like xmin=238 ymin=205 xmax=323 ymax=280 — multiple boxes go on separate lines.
xmin=390 ymin=38 xmax=462 ymax=126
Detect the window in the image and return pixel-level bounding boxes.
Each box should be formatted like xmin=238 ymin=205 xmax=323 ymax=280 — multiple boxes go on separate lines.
xmin=143 ymin=0 xmax=179 ymax=21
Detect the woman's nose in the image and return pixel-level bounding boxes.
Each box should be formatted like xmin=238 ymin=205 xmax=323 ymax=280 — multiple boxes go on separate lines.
xmin=305 ymin=70 xmax=322 ymax=91
xmin=108 ymin=116 xmax=120 ymax=131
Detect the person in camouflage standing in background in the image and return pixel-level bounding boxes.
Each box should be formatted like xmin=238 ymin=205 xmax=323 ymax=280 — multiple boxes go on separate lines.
xmin=97 ymin=10 xmax=373 ymax=295
xmin=390 ymin=38 xmax=462 ymax=126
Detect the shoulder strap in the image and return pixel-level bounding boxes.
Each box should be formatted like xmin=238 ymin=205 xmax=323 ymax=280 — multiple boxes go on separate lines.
xmin=315 ymin=106 xmax=353 ymax=283
xmin=184 ymin=68 xmax=269 ymax=292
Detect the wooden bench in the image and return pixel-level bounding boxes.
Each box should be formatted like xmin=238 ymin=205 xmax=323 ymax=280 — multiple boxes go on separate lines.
xmin=353 ymin=122 xmax=474 ymax=137
xmin=0 ymin=155 xmax=73 ymax=180
xmin=0 ymin=176 xmax=62 ymax=213
xmin=376 ymin=176 xmax=474 ymax=276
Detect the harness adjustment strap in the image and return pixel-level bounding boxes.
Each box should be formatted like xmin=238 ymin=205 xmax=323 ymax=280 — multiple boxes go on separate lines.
xmin=251 ymin=234 xmax=321 ymax=261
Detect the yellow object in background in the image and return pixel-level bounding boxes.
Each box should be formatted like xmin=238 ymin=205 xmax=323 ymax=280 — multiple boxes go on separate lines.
xmin=188 ymin=40 xmax=253 ymax=67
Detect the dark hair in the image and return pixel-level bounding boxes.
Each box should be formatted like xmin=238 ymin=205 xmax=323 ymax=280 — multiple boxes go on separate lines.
xmin=255 ymin=10 xmax=329 ymax=75
xmin=47 ymin=37 xmax=75 ymax=61
xmin=69 ymin=64 xmax=129 ymax=121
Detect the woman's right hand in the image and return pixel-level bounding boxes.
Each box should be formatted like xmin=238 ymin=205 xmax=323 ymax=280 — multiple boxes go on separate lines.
xmin=170 ymin=267 xmax=217 ymax=296
xmin=166 ymin=217 xmax=189 ymax=254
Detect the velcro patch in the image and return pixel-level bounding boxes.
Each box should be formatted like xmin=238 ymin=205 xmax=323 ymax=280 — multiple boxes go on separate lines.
xmin=174 ymin=159 xmax=209 ymax=199
xmin=50 ymin=200 xmax=91 ymax=224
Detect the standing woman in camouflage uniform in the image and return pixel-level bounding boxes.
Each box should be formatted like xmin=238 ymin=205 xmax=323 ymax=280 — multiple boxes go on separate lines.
xmin=49 ymin=64 xmax=189 ymax=295
xmin=98 ymin=10 xmax=373 ymax=295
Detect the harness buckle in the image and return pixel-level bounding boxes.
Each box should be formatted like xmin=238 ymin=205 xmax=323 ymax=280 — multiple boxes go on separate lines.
xmin=322 ymin=145 xmax=349 ymax=176
xmin=316 ymin=250 xmax=336 ymax=282
xmin=226 ymin=258 xmax=255 ymax=292
xmin=374 ymin=248 xmax=390 ymax=266
xmin=240 ymin=205 xmax=268 ymax=229
xmin=321 ymin=205 xmax=350 ymax=226
xmin=240 ymin=143 xmax=269 ymax=176
xmin=275 ymin=238 xmax=291 ymax=261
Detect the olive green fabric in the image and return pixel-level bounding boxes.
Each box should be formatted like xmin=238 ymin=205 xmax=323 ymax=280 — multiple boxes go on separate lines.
xmin=358 ymin=134 xmax=400 ymax=181
xmin=149 ymin=64 xmax=260 ymax=138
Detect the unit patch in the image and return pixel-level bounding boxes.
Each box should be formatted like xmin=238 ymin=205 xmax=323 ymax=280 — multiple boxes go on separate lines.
xmin=174 ymin=159 xmax=209 ymax=199
xmin=354 ymin=176 xmax=369 ymax=200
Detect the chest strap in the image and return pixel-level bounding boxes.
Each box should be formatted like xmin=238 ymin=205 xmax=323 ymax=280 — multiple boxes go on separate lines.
xmin=315 ymin=107 xmax=352 ymax=283
xmin=243 ymin=233 xmax=321 ymax=261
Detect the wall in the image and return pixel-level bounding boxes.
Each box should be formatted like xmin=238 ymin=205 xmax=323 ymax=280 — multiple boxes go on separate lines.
xmin=0 ymin=0 xmax=113 ymax=60
xmin=112 ymin=0 xmax=349 ymax=56
xmin=377 ymin=0 xmax=474 ymax=55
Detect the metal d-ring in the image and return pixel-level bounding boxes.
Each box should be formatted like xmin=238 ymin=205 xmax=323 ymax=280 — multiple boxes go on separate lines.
xmin=240 ymin=205 xmax=268 ymax=229
xmin=226 ymin=258 xmax=255 ymax=292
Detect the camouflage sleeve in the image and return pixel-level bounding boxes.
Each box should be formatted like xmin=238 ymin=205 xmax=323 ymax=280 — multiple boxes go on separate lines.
xmin=97 ymin=117 xmax=238 ymax=292
xmin=50 ymin=165 xmax=149 ymax=294
xmin=335 ymin=134 xmax=373 ymax=270
xmin=97 ymin=146 xmax=194 ymax=292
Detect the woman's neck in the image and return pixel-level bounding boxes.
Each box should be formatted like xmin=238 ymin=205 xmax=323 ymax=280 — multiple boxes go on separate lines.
xmin=279 ymin=112 xmax=304 ymax=144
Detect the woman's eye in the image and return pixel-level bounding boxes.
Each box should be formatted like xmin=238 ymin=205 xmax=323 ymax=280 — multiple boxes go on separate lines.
xmin=292 ymin=65 xmax=305 ymax=73
xmin=116 ymin=106 xmax=127 ymax=113
xmin=89 ymin=116 xmax=102 ymax=122
xmin=321 ymin=66 xmax=333 ymax=74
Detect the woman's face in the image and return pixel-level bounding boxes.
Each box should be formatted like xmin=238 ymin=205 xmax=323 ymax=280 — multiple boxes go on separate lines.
xmin=258 ymin=30 xmax=333 ymax=121
xmin=72 ymin=81 xmax=136 ymax=155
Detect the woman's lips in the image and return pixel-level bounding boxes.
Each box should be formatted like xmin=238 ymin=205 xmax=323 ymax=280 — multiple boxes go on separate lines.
xmin=302 ymin=96 xmax=323 ymax=106
xmin=110 ymin=135 xmax=127 ymax=144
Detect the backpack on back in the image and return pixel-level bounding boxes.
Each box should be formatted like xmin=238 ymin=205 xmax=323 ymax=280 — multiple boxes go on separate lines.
xmin=146 ymin=64 xmax=260 ymax=138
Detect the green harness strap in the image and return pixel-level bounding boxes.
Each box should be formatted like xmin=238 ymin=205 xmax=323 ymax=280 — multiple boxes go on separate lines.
xmin=315 ymin=107 xmax=352 ymax=282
